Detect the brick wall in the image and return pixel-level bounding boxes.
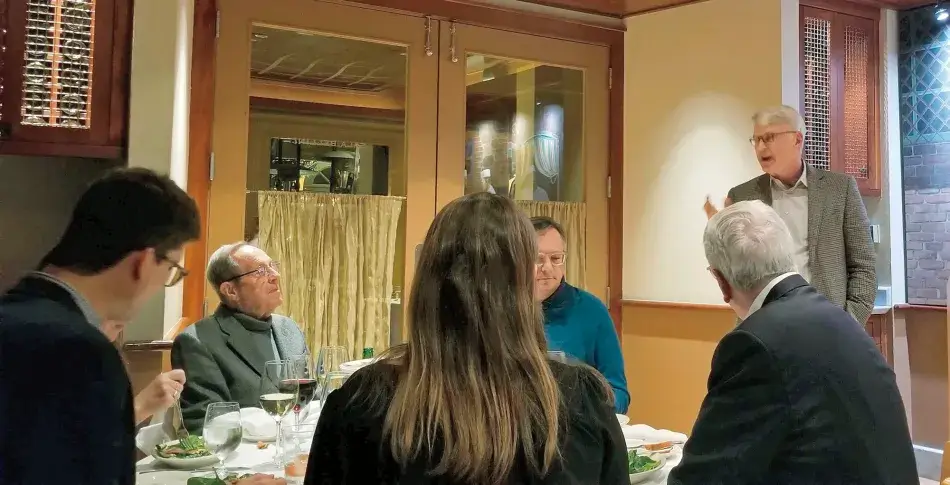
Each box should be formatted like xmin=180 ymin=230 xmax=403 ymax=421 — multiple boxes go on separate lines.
xmin=903 ymin=141 xmax=950 ymax=305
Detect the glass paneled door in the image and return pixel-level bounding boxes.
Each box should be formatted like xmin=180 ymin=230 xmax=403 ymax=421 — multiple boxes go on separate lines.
xmin=435 ymin=24 xmax=610 ymax=301
xmin=208 ymin=0 xmax=438 ymax=355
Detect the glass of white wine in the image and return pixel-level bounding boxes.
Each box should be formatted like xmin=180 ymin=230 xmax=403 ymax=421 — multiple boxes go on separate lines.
xmin=260 ymin=360 xmax=299 ymax=466
xmin=203 ymin=402 xmax=242 ymax=474
xmin=318 ymin=370 xmax=349 ymax=409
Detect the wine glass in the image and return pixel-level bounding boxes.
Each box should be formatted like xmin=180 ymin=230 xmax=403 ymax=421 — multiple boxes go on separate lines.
xmin=203 ymin=402 xmax=242 ymax=476
xmin=288 ymin=355 xmax=317 ymax=424
xmin=318 ymin=370 xmax=349 ymax=410
xmin=315 ymin=346 xmax=349 ymax=376
xmin=259 ymin=360 xmax=299 ymax=466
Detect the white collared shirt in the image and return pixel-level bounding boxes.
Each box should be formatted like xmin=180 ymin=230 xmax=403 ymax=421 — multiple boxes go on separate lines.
xmin=745 ymin=272 xmax=799 ymax=319
xmin=30 ymin=271 xmax=100 ymax=327
xmin=771 ymin=167 xmax=811 ymax=283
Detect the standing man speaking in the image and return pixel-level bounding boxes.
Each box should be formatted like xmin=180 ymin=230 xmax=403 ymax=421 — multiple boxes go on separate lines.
xmin=706 ymin=105 xmax=876 ymax=324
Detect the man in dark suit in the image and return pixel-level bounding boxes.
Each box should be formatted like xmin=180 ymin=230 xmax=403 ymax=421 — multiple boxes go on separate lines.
xmin=172 ymin=242 xmax=308 ymax=432
xmin=0 ymin=168 xmax=200 ymax=485
xmin=706 ymin=105 xmax=876 ymax=324
xmin=669 ymin=200 xmax=916 ymax=485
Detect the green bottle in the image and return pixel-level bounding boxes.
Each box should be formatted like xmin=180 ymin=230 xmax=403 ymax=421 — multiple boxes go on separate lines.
xmin=362 ymin=347 xmax=374 ymax=359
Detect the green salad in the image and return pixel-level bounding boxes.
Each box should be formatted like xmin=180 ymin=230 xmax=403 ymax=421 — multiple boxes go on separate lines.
xmin=186 ymin=473 xmax=253 ymax=485
xmin=627 ymin=449 xmax=661 ymax=474
xmin=155 ymin=435 xmax=212 ymax=459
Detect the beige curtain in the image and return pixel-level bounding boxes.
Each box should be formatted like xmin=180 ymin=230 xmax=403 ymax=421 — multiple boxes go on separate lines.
xmin=257 ymin=192 xmax=403 ymax=360
xmin=515 ymin=200 xmax=587 ymax=290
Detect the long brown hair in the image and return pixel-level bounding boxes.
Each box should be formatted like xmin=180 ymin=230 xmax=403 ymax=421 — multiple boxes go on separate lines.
xmin=382 ymin=193 xmax=561 ymax=484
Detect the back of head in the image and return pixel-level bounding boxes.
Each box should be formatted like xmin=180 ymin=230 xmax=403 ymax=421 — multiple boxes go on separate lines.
xmin=703 ymin=200 xmax=796 ymax=292
xmin=386 ymin=192 xmax=560 ymax=484
xmin=43 ymin=168 xmax=200 ymax=273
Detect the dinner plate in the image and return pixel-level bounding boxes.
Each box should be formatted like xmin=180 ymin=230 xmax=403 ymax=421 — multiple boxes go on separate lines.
xmin=244 ymin=432 xmax=277 ymax=443
xmin=339 ymin=358 xmax=374 ymax=374
xmin=135 ymin=470 xmax=193 ymax=484
xmin=151 ymin=440 xmax=220 ymax=470
xmin=628 ymin=455 xmax=666 ymax=484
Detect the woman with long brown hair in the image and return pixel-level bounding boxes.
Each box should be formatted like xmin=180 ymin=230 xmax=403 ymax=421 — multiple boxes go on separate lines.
xmin=304 ymin=193 xmax=627 ymax=484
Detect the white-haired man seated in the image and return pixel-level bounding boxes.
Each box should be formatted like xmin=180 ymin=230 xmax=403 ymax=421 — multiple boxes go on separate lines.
xmin=706 ymin=105 xmax=876 ymax=324
xmin=670 ymin=200 xmax=916 ymax=485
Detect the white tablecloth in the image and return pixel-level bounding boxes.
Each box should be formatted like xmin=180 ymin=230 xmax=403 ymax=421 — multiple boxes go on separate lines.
xmin=137 ymin=441 xmax=285 ymax=484
xmin=135 ymin=432 xmax=684 ymax=484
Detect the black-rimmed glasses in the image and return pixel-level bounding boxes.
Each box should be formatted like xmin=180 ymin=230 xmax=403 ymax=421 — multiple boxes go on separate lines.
xmin=163 ymin=258 xmax=188 ymax=287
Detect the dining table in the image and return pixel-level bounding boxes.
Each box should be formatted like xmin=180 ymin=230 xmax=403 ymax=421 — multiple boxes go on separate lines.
xmin=135 ymin=434 xmax=684 ymax=485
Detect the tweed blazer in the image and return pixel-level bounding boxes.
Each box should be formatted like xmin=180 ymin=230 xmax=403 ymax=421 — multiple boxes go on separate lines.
xmin=727 ymin=164 xmax=876 ymax=324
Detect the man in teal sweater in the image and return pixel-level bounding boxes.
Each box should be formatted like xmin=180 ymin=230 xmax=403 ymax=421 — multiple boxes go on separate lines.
xmin=532 ymin=217 xmax=630 ymax=414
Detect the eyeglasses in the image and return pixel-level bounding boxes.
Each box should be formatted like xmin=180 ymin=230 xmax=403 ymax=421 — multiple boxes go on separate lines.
xmin=535 ymin=252 xmax=567 ymax=267
xmin=748 ymin=130 xmax=798 ymax=147
xmin=224 ymin=261 xmax=281 ymax=283
xmin=163 ymin=258 xmax=188 ymax=287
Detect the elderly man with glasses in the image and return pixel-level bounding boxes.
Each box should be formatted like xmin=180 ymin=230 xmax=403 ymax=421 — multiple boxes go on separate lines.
xmin=172 ymin=242 xmax=308 ymax=432
xmin=532 ymin=216 xmax=629 ymax=414
xmin=705 ymin=105 xmax=876 ymax=324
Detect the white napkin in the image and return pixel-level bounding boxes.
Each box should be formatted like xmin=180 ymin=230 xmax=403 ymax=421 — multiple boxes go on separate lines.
xmin=339 ymin=358 xmax=374 ymax=375
xmin=298 ymin=400 xmax=321 ymax=424
xmin=241 ymin=407 xmax=277 ymax=438
xmin=621 ymin=424 xmax=688 ymax=444
xmin=135 ymin=423 xmax=167 ymax=456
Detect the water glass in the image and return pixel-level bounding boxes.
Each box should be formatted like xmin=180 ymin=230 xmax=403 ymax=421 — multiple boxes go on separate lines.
xmin=203 ymin=402 xmax=242 ymax=466
xmin=281 ymin=423 xmax=317 ymax=484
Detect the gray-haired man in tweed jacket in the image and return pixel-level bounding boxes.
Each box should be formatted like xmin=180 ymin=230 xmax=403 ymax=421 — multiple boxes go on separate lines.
xmin=705 ymin=105 xmax=876 ymax=324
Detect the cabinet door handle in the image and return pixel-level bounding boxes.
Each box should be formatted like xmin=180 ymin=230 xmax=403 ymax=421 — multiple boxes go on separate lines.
xmin=424 ymin=16 xmax=433 ymax=57
xmin=449 ymin=22 xmax=458 ymax=63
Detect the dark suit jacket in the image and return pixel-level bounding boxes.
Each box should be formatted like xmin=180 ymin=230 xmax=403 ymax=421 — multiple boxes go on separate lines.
xmin=171 ymin=305 xmax=308 ymax=432
xmin=0 ymin=276 xmax=135 ymax=485
xmin=727 ymin=165 xmax=876 ymax=323
xmin=668 ymin=275 xmax=917 ymax=485
xmin=305 ymin=360 xmax=628 ymax=484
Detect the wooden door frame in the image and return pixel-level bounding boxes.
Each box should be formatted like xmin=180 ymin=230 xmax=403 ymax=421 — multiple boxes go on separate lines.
xmin=182 ymin=0 xmax=626 ymax=335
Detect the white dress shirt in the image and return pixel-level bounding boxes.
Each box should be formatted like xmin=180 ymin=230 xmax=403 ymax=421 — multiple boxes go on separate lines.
xmin=745 ymin=272 xmax=798 ymax=319
xmin=771 ymin=167 xmax=811 ymax=283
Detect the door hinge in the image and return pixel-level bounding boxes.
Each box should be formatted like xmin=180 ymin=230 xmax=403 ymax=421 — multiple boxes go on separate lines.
xmin=209 ymin=152 xmax=216 ymax=181
xmin=215 ymin=10 xmax=221 ymax=38
xmin=202 ymin=299 xmax=208 ymax=316
xmin=608 ymin=67 xmax=613 ymax=90
xmin=607 ymin=175 xmax=612 ymax=198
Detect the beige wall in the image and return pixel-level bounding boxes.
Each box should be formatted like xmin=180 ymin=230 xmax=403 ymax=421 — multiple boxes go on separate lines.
xmin=623 ymin=0 xmax=798 ymax=303
xmin=0 ymin=156 xmax=118 ymax=292
xmin=125 ymin=0 xmax=194 ymax=340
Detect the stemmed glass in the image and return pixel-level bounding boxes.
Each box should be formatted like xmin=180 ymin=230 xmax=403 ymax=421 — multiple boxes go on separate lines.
xmin=315 ymin=346 xmax=348 ymax=409
xmin=202 ymin=402 xmax=242 ymax=476
xmin=259 ymin=360 xmax=299 ymax=466
xmin=288 ymin=355 xmax=317 ymax=425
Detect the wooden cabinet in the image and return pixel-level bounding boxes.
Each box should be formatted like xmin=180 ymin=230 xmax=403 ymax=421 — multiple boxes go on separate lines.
xmin=0 ymin=0 xmax=133 ymax=159
xmin=800 ymin=1 xmax=880 ymax=196
xmin=864 ymin=313 xmax=893 ymax=365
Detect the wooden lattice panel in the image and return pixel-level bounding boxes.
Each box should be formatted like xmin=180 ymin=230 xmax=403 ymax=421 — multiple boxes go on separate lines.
xmin=21 ymin=0 xmax=96 ymax=129
xmin=802 ymin=14 xmax=832 ymax=171
xmin=843 ymin=24 xmax=870 ymax=180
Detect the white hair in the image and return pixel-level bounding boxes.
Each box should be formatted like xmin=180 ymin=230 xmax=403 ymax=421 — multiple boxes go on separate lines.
xmin=703 ymin=200 xmax=796 ymax=292
xmin=206 ymin=242 xmax=248 ymax=299
xmin=752 ymin=104 xmax=808 ymax=140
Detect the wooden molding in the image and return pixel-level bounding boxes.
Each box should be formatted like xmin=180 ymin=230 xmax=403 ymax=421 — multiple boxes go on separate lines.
xmin=621 ymin=299 xmax=733 ymax=311
xmin=800 ymin=0 xmax=881 ymax=20
xmin=181 ymin=0 xmax=217 ymax=328
xmin=123 ymin=340 xmax=174 ymax=352
xmin=894 ymin=303 xmax=947 ymax=312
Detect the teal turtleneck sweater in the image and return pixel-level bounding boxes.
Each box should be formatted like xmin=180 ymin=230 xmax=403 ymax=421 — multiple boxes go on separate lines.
xmin=543 ymin=280 xmax=630 ymax=413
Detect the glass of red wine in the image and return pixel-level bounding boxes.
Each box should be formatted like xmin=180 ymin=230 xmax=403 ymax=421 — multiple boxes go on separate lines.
xmin=286 ymin=355 xmax=317 ymax=425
